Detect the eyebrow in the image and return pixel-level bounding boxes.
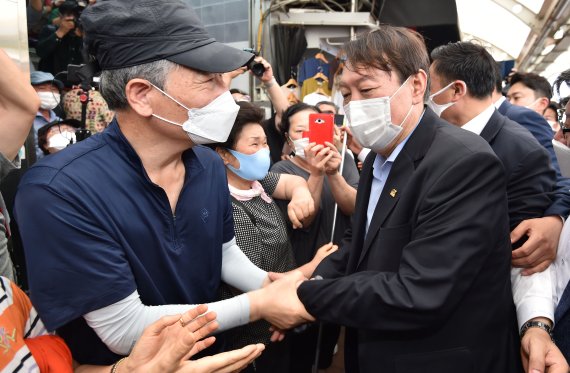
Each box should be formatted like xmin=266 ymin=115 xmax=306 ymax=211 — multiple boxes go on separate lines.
xmin=339 ymin=73 xmax=377 ymax=89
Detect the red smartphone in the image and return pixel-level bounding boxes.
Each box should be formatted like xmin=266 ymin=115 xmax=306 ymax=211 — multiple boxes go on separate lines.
xmin=304 ymin=113 xmax=334 ymax=146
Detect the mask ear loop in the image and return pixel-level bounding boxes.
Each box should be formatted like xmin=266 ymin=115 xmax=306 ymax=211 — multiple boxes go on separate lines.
xmin=147 ymin=81 xmax=192 ymax=112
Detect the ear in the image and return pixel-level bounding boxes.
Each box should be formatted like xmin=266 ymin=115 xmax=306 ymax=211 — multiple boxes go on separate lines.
xmin=450 ymin=80 xmax=467 ymax=102
xmin=216 ymin=147 xmax=238 ymax=166
xmin=538 ymin=97 xmax=550 ymax=114
xmin=125 ymin=78 xmax=154 ymax=117
xmin=411 ymin=69 xmax=428 ymax=105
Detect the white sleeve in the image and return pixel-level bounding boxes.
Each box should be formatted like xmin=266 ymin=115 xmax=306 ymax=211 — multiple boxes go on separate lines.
xmin=84 ymin=290 xmax=251 ymax=356
xmin=357 ymin=148 xmax=371 ymax=163
xmin=511 ymin=266 xmax=554 ymax=330
xmin=553 ymin=221 xmax=570 ymax=307
xmin=221 ymin=237 xmax=267 ymax=292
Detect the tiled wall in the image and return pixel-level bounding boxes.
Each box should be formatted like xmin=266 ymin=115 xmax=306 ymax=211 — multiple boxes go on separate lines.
xmin=185 ymin=0 xmax=249 ymax=43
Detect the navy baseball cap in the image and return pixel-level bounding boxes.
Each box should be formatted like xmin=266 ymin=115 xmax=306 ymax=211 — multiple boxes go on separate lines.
xmin=30 ymin=71 xmax=64 ymax=90
xmin=80 ymin=0 xmax=254 ymax=73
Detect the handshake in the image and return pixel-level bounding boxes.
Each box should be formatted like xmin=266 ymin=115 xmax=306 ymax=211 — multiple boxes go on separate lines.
xmin=249 ymin=270 xmax=317 ymax=338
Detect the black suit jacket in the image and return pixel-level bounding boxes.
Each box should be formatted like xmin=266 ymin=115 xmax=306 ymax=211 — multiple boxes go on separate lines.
xmin=481 ymin=110 xmax=555 ymax=230
xmin=498 ymin=99 xmax=570 ymax=217
xmin=298 ymin=108 xmax=518 ymax=373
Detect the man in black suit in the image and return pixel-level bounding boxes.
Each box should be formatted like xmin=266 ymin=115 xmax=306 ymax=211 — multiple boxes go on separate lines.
xmin=428 ymin=41 xmax=568 ymax=373
xmin=492 ymin=79 xmax=570 ymax=277
xmin=259 ymin=26 xmax=518 ymax=373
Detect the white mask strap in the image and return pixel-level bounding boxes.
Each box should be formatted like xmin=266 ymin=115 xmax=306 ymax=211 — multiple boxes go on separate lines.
xmin=151 ymin=113 xmax=183 ymax=127
xmin=430 ymin=81 xmax=456 ymax=99
xmin=148 ymin=81 xmax=191 ymax=112
xmin=390 ymin=76 xmax=412 ymax=100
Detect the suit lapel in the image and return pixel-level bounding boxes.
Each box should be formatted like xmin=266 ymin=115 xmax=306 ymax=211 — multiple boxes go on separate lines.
xmin=355 ymin=107 xmax=439 ymax=269
xmin=479 ymin=110 xmax=504 ymax=144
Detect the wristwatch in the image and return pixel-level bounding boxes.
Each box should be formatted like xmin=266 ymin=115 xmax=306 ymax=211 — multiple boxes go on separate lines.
xmin=519 ymin=320 xmax=554 ymax=341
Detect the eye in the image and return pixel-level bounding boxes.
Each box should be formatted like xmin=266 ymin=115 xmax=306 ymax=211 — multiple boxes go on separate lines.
xmin=315 ymin=118 xmax=325 ymax=124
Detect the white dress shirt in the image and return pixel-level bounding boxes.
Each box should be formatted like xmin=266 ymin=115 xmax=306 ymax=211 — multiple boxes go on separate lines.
xmin=462 ymin=104 xmax=554 ymax=328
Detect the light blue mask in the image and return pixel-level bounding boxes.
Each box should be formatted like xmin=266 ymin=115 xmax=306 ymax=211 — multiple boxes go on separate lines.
xmin=227 ymin=148 xmax=271 ymax=181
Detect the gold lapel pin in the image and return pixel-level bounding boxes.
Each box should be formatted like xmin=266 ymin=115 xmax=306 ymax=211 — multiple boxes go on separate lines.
xmin=390 ymin=188 xmax=397 ymax=198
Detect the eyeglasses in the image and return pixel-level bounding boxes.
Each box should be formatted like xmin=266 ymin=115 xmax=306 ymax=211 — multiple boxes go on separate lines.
xmin=558 ymin=108 xmax=567 ymax=125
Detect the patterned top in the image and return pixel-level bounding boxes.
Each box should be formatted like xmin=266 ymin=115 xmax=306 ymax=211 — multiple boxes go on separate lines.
xmin=219 ymin=172 xmax=296 ymax=348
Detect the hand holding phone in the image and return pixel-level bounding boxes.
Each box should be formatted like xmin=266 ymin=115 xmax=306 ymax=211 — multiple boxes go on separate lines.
xmin=304 ymin=113 xmax=334 ymax=146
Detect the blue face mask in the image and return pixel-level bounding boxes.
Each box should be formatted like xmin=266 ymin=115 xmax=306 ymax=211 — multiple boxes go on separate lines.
xmin=226 ymin=148 xmax=271 ymax=181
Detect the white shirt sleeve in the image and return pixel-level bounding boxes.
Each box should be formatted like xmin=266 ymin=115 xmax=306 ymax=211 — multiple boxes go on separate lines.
xmin=511 ymin=266 xmax=554 ymax=330
xmin=553 ymin=221 xmax=570 ymax=307
xmin=84 ymin=290 xmax=251 ymax=355
xmin=221 ymin=237 xmax=267 ymax=292
xmin=357 ymin=148 xmax=371 ymax=163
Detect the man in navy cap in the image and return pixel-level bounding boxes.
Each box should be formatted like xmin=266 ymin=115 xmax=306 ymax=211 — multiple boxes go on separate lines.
xmin=30 ymin=71 xmax=64 ymax=160
xmin=15 ymin=0 xmax=314 ymax=365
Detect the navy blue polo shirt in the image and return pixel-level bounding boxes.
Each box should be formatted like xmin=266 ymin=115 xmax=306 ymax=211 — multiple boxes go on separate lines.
xmin=14 ymin=119 xmax=234 ymax=364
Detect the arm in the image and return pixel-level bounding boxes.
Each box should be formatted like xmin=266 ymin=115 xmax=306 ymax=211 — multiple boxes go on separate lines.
xmin=77 ymin=305 xmax=264 ymax=373
xmin=270 ymin=173 xmax=317 ymax=228
xmin=296 ymin=151 xmax=509 ymax=331
xmin=323 ymin=142 xmax=357 ymax=215
xmin=256 ymin=57 xmax=290 ymax=126
xmin=0 ymin=50 xmax=40 ymax=160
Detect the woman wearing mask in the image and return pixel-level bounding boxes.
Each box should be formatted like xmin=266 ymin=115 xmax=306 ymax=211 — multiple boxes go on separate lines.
xmin=271 ymin=103 xmax=359 ymax=373
xmin=211 ymin=102 xmax=336 ymax=373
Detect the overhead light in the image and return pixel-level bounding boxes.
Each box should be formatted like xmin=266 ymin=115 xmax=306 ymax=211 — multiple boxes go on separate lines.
xmin=512 ymin=4 xmax=523 ymax=13
xmin=541 ymin=43 xmax=556 ymax=56
xmin=554 ymin=27 xmax=565 ymax=40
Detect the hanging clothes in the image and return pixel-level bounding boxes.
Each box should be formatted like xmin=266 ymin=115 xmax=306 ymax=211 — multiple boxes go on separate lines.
xmin=301 ymin=77 xmax=331 ymax=101
xmin=303 ymin=92 xmax=331 ymax=106
xmin=298 ymin=57 xmax=331 ymax=85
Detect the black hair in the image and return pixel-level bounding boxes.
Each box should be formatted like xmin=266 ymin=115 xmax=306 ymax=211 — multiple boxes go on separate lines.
xmin=315 ymin=101 xmax=339 ymax=113
xmin=211 ymin=101 xmax=265 ymax=150
xmin=230 ymin=88 xmax=247 ymax=96
xmin=430 ymin=42 xmax=498 ymax=99
xmin=279 ymin=103 xmax=320 ymax=139
xmin=509 ymin=72 xmax=553 ymax=99
xmin=554 ymin=69 xmax=570 ymax=96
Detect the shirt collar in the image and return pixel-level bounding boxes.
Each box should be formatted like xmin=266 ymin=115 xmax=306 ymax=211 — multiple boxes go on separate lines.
xmin=462 ymin=104 xmax=495 ymax=136
xmin=35 ymin=110 xmax=59 ymax=121
xmin=494 ymin=95 xmax=506 ymax=109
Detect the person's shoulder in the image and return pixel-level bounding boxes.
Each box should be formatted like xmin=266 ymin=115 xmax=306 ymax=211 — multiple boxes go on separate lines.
xmin=433 ymin=117 xmax=495 ymax=156
xmin=19 ymin=135 xmax=107 ymax=188
xmin=271 ymin=158 xmax=295 ymax=172
xmin=190 ymin=145 xmax=225 ymax=169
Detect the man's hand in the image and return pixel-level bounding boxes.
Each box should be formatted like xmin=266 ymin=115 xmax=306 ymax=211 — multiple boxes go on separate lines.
xmin=249 ymin=271 xmax=315 ymax=330
xmin=253 ymin=56 xmax=275 ymax=84
xmin=521 ymin=324 xmax=569 ymax=373
xmin=287 ymin=184 xmax=315 ymax=229
xmin=511 ymin=216 xmax=563 ymax=275
xmin=55 ymin=16 xmax=76 ymax=39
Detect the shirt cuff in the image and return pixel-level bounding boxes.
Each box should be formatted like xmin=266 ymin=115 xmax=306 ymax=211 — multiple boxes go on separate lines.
xmin=357 ymin=148 xmax=371 ymax=162
xmin=511 ymin=266 xmax=554 ymax=330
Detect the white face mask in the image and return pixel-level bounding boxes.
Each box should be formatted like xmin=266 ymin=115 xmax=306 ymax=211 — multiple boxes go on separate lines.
xmin=344 ymin=76 xmax=412 ymax=153
xmin=290 ymin=137 xmax=309 ymax=159
xmin=38 ymin=91 xmax=61 ymax=110
xmin=47 ymin=131 xmax=76 ymax=151
xmin=149 ymin=83 xmax=239 ymax=145
xmin=427 ymin=81 xmax=455 ymax=117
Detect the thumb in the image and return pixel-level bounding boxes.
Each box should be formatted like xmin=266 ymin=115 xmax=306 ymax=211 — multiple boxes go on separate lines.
xmin=528 ymin=341 xmax=546 ymax=373
xmin=268 ymin=272 xmax=284 ymax=281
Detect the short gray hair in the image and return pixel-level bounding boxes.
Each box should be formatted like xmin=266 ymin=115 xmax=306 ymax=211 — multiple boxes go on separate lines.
xmin=100 ymin=59 xmax=178 ymax=110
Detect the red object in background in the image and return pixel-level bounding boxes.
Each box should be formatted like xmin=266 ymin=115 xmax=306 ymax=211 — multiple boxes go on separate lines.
xmin=304 ymin=113 xmax=334 ymax=146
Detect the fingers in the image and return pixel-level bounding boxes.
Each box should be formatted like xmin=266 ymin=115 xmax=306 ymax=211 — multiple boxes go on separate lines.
xmin=188 ymin=344 xmax=265 ymax=373
xmin=184 ymin=336 xmax=216 ymax=360
xmin=287 ymin=204 xmax=303 ymax=229
xmin=268 ymin=272 xmax=284 ymax=281
xmin=144 ymin=314 xmax=181 ymax=337
xmin=181 ymin=304 xmax=209 ymax=325
xmin=510 ymin=221 xmax=529 ymax=244
xmin=269 ymin=327 xmax=286 ymax=342
xmin=521 ymin=260 xmax=551 ymax=276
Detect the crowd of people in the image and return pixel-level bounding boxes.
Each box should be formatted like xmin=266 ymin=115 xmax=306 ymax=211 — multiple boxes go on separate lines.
xmin=1 ymin=0 xmax=570 ymax=372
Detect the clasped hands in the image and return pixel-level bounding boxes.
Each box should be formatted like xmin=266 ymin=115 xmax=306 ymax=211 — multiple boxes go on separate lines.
xmin=254 ymin=270 xmax=316 ymax=338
